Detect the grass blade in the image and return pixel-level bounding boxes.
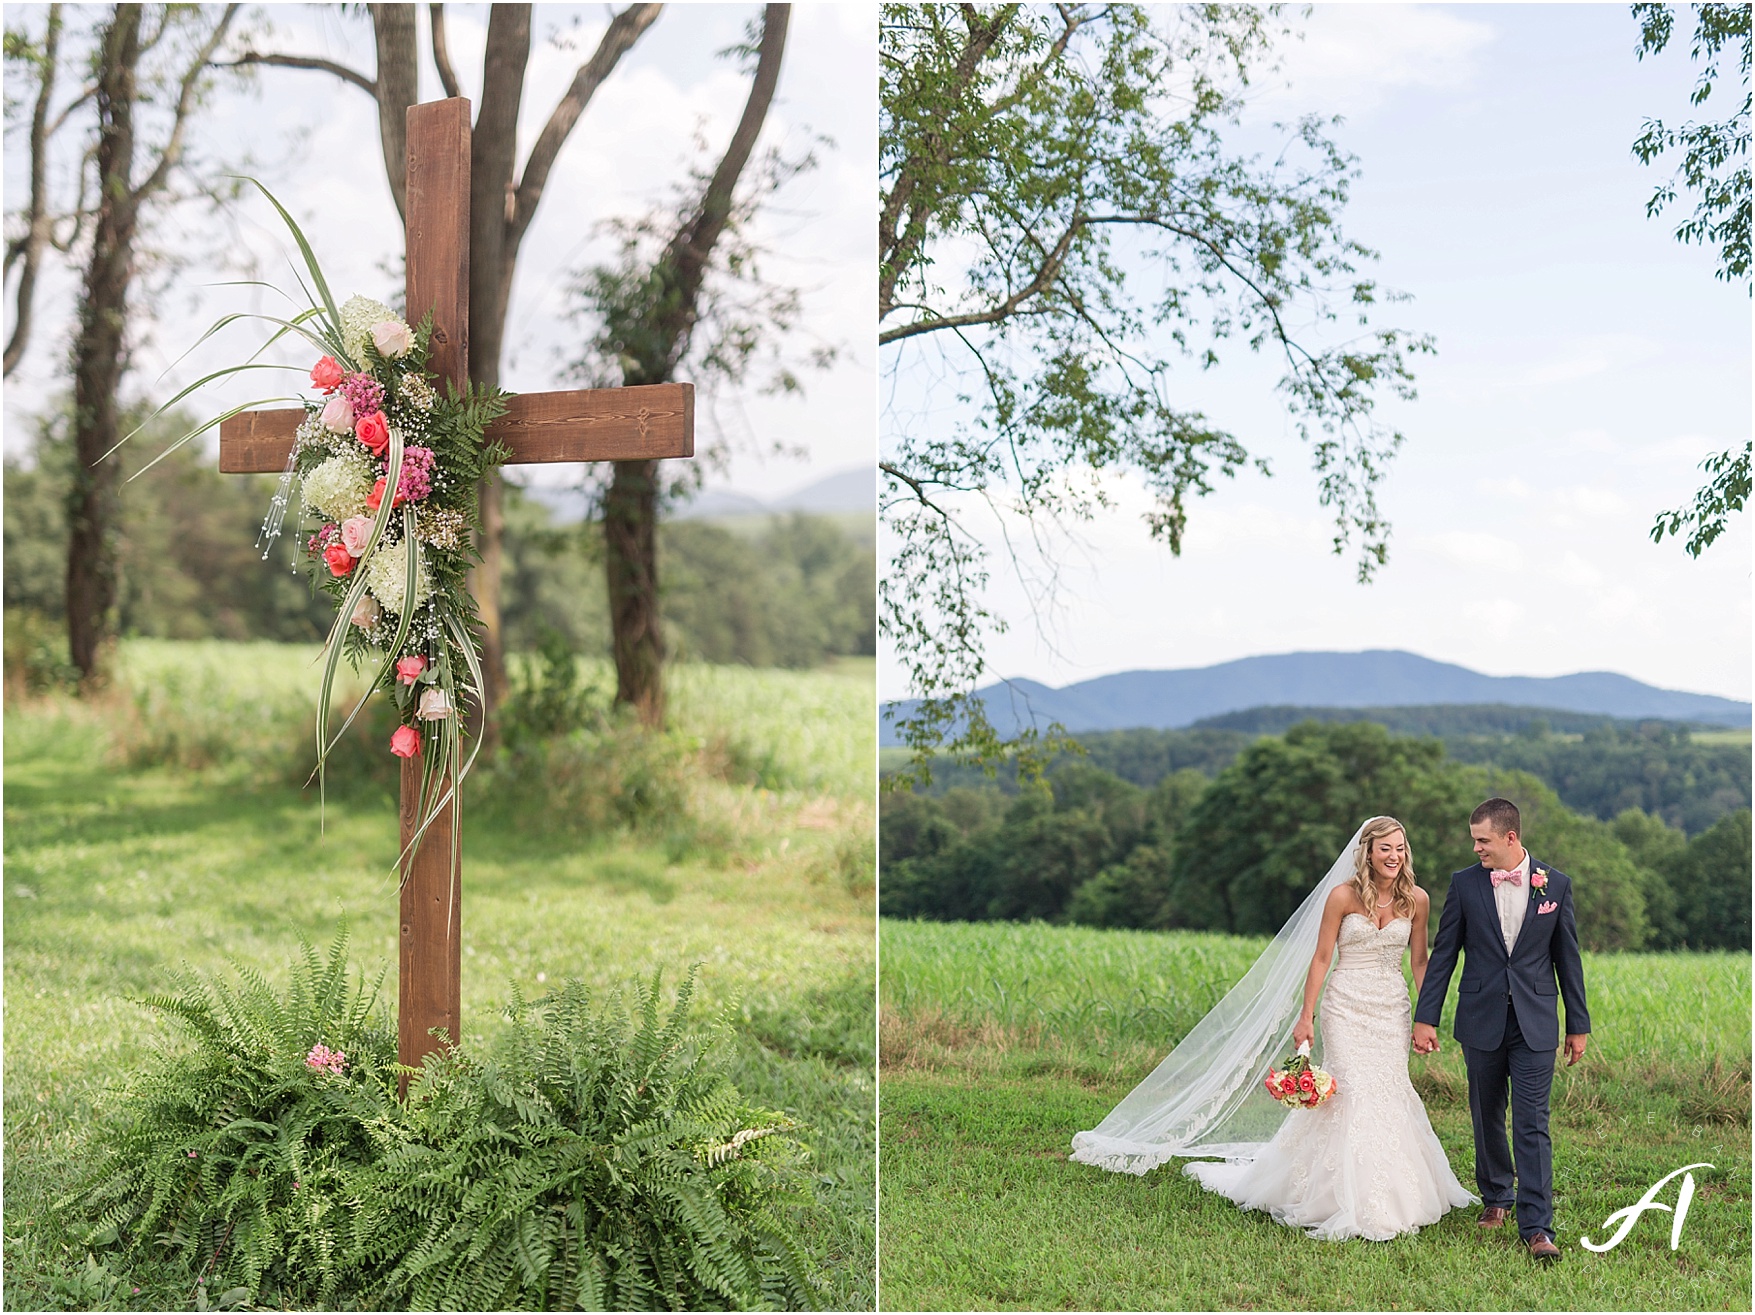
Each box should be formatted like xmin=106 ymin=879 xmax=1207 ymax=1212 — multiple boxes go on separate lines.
xmin=239 ymin=177 xmax=344 ymax=360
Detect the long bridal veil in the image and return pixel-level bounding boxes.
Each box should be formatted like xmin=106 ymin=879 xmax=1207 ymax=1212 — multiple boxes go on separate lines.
xmin=1069 ymin=820 xmax=1371 ymax=1175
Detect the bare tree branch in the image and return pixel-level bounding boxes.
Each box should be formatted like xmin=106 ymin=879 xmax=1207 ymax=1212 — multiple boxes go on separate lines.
xmin=5 ymin=2 xmax=62 ymax=376
xmin=46 ymin=81 xmax=97 ymax=138
xmin=658 ymin=3 xmax=789 ymax=351
xmin=216 ymin=50 xmax=376 ymax=97
xmin=509 ymin=3 xmax=663 ymax=245
xmin=138 ymin=4 xmax=242 ymax=200
xmin=429 ymin=2 xmax=463 ymax=99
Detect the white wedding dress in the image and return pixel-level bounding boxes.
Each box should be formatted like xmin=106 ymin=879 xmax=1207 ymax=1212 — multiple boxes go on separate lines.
xmin=1183 ymin=913 xmax=1476 ymax=1241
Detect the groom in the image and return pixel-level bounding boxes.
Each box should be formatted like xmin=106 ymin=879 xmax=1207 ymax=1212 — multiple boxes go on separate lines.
xmin=1412 ymin=798 xmax=1590 ymax=1263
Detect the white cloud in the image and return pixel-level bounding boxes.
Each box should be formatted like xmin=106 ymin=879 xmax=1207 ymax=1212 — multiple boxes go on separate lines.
xmin=1255 ymin=3 xmax=1496 ymax=121
xmin=1414 ymin=530 xmax=1524 ymax=572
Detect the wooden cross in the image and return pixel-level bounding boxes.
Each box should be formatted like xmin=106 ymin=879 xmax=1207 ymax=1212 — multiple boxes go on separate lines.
xmin=218 ymin=98 xmax=692 ymax=1078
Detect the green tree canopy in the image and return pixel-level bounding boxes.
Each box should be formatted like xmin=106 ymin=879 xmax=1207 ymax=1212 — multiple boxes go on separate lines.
xmin=879 ymin=3 xmax=1432 ymax=779
xmin=1165 ymin=722 xmax=1477 ymax=936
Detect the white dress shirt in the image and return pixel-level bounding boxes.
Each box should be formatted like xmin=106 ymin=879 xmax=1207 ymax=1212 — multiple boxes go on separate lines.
xmin=1491 ymin=851 xmax=1531 ymax=954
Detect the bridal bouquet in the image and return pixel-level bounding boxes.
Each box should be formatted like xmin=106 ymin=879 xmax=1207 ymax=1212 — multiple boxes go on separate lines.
xmin=124 ymin=182 xmax=509 ymax=858
xmin=1265 ymin=1042 xmax=1337 ymax=1110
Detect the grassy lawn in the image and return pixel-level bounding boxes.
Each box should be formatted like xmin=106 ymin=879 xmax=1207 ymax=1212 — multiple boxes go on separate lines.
xmin=879 ymin=919 xmax=1751 ymax=1311
xmin=3 ymin=644 xmax=876 ymax=1311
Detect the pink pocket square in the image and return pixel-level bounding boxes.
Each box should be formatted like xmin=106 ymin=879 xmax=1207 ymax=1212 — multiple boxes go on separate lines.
xmin=1537 ymin=900 xmax=1557 ymax=914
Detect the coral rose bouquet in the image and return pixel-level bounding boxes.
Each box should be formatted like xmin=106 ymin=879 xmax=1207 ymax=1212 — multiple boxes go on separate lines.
xmin=1264 ymin=1041 xmax=1337 ymax=1110
xmin=120 ymin=182 xmax=509 ymax=858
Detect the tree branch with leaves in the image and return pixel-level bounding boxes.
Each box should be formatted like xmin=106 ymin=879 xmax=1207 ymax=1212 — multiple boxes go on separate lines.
xmin=879 ymin=3 xmax=1432 ymax=784
xmin=1632 ymin=2 xmax=1750 ymax=557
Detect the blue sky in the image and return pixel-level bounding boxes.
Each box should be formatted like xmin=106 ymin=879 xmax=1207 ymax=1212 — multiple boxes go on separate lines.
xmin=3 ymin=3 xmax=875 ymax=503
xmin=878 ymin=2 xmax=1752 ymax=704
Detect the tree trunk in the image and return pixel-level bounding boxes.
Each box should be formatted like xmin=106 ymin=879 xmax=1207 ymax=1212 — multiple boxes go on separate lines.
xmin=4 ymin=3 xmax=63 ymax=379
xmin=65 ymin=4 xmax=143 ymax=687
xmin=604 ymin=458 xmax=664 ymax=725
xmin=603 ymin=3 xmax=790 ymax=722
xmin=462 ymin=4 xmax=533 ymax=743
xmin=369 ymin=4 xmax=418 ymax=221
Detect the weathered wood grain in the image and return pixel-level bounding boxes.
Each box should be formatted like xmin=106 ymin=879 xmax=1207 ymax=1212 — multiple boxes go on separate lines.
xmin=217 ymin=383 xmax=694 ymax=472
xmin=398 ymin=97 xmax=470 ymax=1076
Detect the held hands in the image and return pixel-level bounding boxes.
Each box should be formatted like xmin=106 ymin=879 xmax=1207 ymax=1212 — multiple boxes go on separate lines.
xmin=1292 ymin=1015 xmax=1314 ymax=1051
xmin=1411 ymin=1022 xmax=1440 ymax=1055
xmin=1564 ymin=1033 xmax=1588 ymax=1066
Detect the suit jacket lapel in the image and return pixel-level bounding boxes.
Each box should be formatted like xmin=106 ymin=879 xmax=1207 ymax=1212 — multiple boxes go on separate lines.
xmin=1468 ymin=863 xmax=1509 ymax=960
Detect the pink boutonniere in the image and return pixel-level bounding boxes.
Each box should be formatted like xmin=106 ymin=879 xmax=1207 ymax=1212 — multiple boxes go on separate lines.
xmin=1530 ymin=868 xmax=1549 ymax=897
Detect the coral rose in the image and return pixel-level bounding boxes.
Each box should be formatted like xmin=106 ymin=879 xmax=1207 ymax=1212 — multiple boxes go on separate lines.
xmin=322 ymin=543 xmax=356 ymax=577
xmin=310 ymin=355 xmax=344 ymax=393
xmin=355 ymin=410 xmax=390 ymax=456
xmin=389 ymin=724 xmax=420 ymax=758
xmin=395 ymin=655 xmax=428 ymax=685
xmin=320 ymin=394 xmax=354 ymax=434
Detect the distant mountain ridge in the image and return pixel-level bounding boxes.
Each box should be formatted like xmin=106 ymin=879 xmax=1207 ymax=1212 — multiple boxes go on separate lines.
xmin=678 ymin=467 xmax=874 ymax=519
xmin=880 ymin=649 xmax=1751 ymax=743
xmin=521 ymin=466 xmax=873 ymax=523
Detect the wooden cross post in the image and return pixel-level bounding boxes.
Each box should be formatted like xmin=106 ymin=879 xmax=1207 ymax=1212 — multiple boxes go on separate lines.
xmin=218 ymin=98 xmax=693 ymax=1078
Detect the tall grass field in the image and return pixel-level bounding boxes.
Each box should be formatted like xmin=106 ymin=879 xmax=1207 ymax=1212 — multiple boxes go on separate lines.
xmin=880 ymin=918 xmax=1751 ymax=1312
xmin=3 ymin=642 xmax=876 ymax=1310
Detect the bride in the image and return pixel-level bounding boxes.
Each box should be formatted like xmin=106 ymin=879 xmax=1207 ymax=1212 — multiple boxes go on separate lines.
xmin=1071 ymin=816 xmax=1476 ymax=1241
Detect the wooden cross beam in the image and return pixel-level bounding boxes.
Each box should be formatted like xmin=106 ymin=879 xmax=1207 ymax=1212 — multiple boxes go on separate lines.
xmin=217 ymin=98 xmax=692 ymax=1078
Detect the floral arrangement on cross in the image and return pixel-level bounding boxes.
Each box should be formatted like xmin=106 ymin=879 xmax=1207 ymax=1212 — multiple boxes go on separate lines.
xmin=289 ymin=294 xmax=507 ymax=764
xmin=122 ymin=182 xmax=509 ymax=856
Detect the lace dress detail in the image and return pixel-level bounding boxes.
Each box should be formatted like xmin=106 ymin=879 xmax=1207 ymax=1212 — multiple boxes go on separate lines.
xmin=1184 ymin=915 xmax=1476 ymax=1241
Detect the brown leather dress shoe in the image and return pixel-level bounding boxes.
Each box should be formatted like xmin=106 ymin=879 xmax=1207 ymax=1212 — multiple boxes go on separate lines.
xmin=1478 ymin=1206 xmax=1511 ymax=1229
xmin=1527 ymin=1232 xmax=1561 ymax=1262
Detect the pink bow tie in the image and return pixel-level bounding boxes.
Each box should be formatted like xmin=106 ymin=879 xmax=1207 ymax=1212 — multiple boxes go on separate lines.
xmin=1490 ymin=868 xmax=1522 ymax=888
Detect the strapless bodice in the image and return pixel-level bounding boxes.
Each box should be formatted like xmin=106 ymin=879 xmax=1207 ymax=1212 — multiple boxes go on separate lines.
xmin=1334 ymin=913 xmax=1410 ymax=974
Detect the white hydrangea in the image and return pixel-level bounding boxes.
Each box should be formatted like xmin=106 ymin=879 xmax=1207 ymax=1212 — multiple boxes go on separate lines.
xmin=363 ymin=537 xmax=432 ymax=616
xmin=339 ymin=294 xmax=401 ymax=364
xmin=299 ymin=451 xmax=374 ymax=521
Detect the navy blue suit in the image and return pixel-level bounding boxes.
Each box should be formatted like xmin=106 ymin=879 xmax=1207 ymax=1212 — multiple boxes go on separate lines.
xmin=1413 ymin=858 xmax=1590 ymax=1240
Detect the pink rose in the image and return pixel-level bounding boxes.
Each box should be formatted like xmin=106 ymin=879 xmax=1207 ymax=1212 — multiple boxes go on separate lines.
xmin=310 ymin=355 xmax=344 ymax=393
xmin=339 ymin=515 xmax=375 ymax=558
xmin=370 ymin=319 xmax=413 ymax=358
xmin=320 ymin=393 xmax=355 ymax=434
xmin=396 ymin=655 xmax=428 ymax=685
xmin=349 ymin=594 xmax=381 ymax=629
xmin=1298 ymin=1071 xmax=1316 ymax=1095
xmin=323 ymin=543 xmax=356 ymax=577
xmin=355 ymin=410 xmax=390 ymax=456
xmin=390 ymin=724 xmax=420 ymax=758
xmin=417 ymin=686 xmax=453 ymax=722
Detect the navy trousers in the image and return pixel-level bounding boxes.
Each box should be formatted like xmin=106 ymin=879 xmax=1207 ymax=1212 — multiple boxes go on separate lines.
xmin=1463 ymin=1001 xmax=1557 ymax=1240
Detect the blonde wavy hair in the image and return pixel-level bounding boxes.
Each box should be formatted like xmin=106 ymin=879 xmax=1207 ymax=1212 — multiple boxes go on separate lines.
xmin=1350 ymin=816 xmax=1418 ymax=921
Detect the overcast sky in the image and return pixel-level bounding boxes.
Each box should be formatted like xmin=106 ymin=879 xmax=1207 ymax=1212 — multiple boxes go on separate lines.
xmin=3 ymin=2 xmax=874 ymax=502
xmin=879 ymin=2 xmax=1752 ymax=705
